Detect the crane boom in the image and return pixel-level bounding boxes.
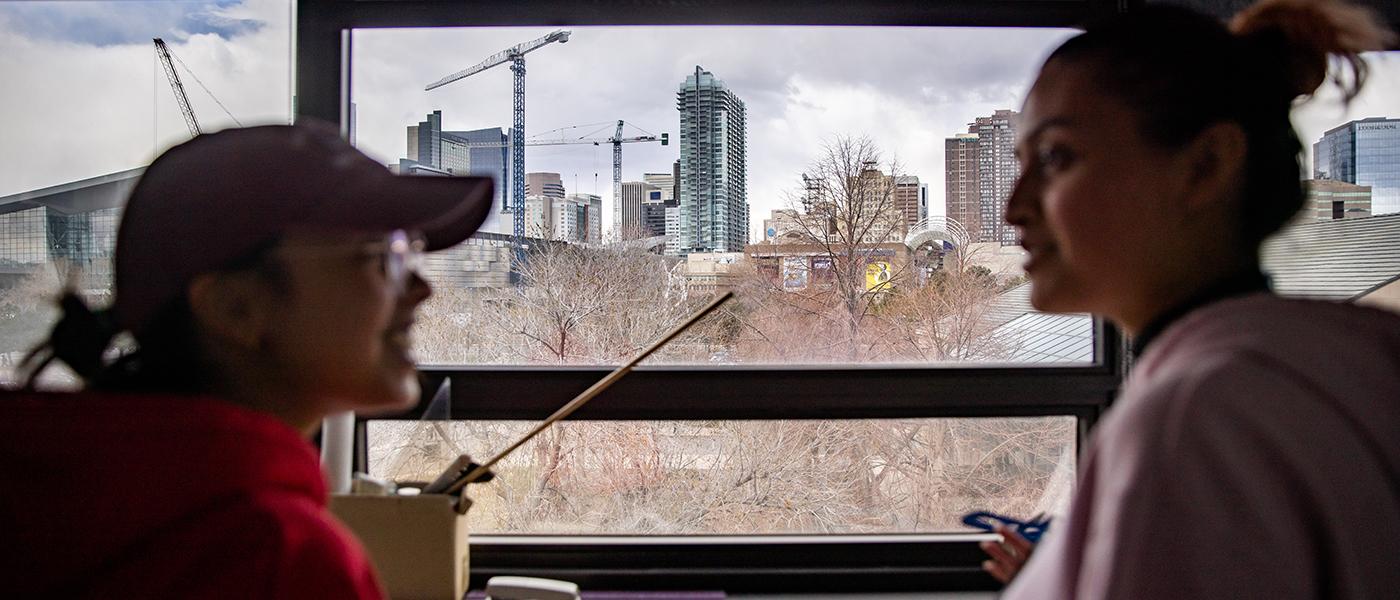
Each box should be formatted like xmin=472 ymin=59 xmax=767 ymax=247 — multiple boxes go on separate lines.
xmin=424 ymin=30 xmax=570 ymax=92
xmin=154 ymin=38 xmax=201 ymax=138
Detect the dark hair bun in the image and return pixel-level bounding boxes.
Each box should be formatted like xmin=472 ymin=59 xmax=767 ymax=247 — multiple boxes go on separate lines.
xmin=1230 ymin=0 xmax=1397 ymax=102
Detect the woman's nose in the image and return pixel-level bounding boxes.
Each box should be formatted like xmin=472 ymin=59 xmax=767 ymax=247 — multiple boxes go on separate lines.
xmin=1005 ymin=174 xmax=1036 ymax=228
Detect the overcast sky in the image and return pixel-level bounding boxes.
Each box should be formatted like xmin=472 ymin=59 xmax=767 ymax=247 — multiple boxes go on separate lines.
xmin=2 ymin=1 xmax=1395 ymax=237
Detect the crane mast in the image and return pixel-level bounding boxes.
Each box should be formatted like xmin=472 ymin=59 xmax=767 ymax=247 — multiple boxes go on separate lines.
xmin=426 ymin=30 xmax=570 ymax=280
xmin=153 ymin=38 xmax=200 ymax=138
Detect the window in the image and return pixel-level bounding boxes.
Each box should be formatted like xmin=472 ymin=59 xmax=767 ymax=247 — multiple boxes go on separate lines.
xmin=0 ymin=0 xmax=293 ymax=387
xmin=307 ymin=3 xmax=1123 ymax=592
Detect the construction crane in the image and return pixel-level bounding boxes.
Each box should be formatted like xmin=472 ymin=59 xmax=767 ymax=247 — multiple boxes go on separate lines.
xmin=530 ymin=121 xmax=668 ymax=217
xmin=425 ymin=29 xmax=571 ymax=276
xmin=154 ymin=38 xmax=200 ymax=138
xmin=153 ymin=38 xmax=243 ymax=139
xmin=460 ymin=120 xmax=668 ymax=213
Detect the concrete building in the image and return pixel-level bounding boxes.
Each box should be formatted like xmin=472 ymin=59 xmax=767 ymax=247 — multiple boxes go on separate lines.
xmin=524 ymin=194 xmax=552 ymax=239
xmin=619 ymin=181 xmax=659 ymax=238
xmin=677 ymin=66 xmax=750 ymax=255
xmin=761 ymin=209 xmax=804 ymax=242
xmin=680 ymin=252 xmax=746 ymax=293
xmin=527 ymin=172 xmax=565 ymax=199
xmin=1314 ymin=117 xmax=1400 ymax=215
xmin=945 ymin=132 xmax=981 ymax=241
xmin=948 ymin=110 xmax=1020 ymax=245
xmin=643 ymin=171 xmax=676 ymax=202
xmin=526 ymin=193 xmax=603 ymax=244
xmin=893 ymin=176 xmax=924 ymax=230
xmin=582 ymin=194 xmax=603 ymax=244
xmin=1302 ymin=180 xmax=1372 ymax=222
xmin=664 ymin=206 xmax=681 ymax=256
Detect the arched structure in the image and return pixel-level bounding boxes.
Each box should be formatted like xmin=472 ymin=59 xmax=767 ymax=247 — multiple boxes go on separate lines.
xmin=904 ymin=216 xmax=970 ymax=251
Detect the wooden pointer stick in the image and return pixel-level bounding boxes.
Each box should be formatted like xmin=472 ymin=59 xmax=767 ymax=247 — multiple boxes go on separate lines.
xmin=445 ymin=291 xmax=734 ymax=498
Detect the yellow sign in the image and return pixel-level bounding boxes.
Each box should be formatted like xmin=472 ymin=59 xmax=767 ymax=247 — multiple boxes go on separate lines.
xmin=865 ymin=261 xmax=892 ymax=291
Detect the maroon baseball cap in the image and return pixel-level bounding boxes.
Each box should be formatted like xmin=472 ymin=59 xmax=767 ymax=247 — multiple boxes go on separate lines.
xmin=114 ymin=122 xmax=493 ymax=334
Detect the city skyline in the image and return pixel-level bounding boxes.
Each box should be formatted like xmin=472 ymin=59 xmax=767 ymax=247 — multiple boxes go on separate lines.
xmin=2 ymin=1 xmax=1398 ymax=240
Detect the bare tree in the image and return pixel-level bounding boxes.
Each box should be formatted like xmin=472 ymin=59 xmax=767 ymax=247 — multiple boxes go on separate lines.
xmin=763 ymin=135 xmax=910 ymax=360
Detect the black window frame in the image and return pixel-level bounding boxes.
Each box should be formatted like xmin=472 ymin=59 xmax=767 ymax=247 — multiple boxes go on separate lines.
xmin=300 ymin=0 xmax=1131 ymax=592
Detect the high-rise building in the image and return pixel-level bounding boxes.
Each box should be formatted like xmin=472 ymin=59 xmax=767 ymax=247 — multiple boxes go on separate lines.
xmin=677 ymin=66 xmax=749 ymax=255
xmin=893 ymin=175 xmax=923 ymax=231
xmin=525 ymin=193 xmax=603 ymax=244
xmin=618 ymin=181 xmax=658 ymax=238
xmin=402 ymin=111 xmax=513 ymax=233
xmin=945 ymin=132 xmax=981 ymax=240
xmin=1314 ymin=117 xmax=1400 ymax=215
xmin=664 ymin=206 xmax=681 ymax=256
xmin=527 ymin=172 xmax=565 ymax=199
xmin=643 ymin=170 xmax=681 ymax=240
xmin=975 ymin=110 xmax=1020 ymax=245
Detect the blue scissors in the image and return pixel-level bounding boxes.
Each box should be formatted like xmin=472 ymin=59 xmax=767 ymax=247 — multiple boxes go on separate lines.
xmin=961 ymin=511 xmax=1052 ymax=543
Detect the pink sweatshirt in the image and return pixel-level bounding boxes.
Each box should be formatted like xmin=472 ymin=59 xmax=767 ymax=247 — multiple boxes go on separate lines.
xmin=1005 ymin=294 xmax=1400 ymax=599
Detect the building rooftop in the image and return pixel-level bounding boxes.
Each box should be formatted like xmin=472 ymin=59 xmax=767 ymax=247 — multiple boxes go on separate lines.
xmin=0 ymin=167 xmax=145 ymax=216
xmin=1262 ymin=213 xmax=1400 ymax=301
xmin=986 ymin=213 xmax=1400 ymax=362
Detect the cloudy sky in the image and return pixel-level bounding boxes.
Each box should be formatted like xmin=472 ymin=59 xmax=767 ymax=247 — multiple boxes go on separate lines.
xmin=2 ymin=1 xmax=1395 ymax=237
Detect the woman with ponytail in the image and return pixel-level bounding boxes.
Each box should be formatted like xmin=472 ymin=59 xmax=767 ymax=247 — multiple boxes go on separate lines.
xmin=1 ymin=123 xmax=492 ymax=598
xmin=982 ymin=0 xmax=1400 ymax=597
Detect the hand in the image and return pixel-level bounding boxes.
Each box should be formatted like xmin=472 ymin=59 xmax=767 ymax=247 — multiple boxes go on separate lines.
xmin=980 ymin=524 xmax=1035 ymax=584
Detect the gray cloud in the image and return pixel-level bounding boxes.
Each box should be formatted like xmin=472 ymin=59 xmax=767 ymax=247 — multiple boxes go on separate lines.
xmin=0 ymin=1 xmax=262 ymax=46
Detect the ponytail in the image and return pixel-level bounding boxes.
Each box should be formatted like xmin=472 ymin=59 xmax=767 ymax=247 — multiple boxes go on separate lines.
xmin=21 ymin=292 xmax=212 ymax=394
xmin=19 ymin=292 xmax=118 ymax=390
xmin=1231 ymin=0 xmax=1396 ymax=103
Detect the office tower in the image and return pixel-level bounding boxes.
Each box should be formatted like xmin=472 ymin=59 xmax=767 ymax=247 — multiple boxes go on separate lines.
xmin=664 ymin=206 xmax=681 ymax=256
xmin=527 ymin=172 xmax=565 ymax=199
xmin=677 ymin=66 xmax=750 ymax=254
xmin=642 ymin=197 xmax=668 ymax=237
xmin=619 ymin=181 xmax=658 ymax=238
xmin=643 ymin=170 xmax=680 ymax=238
xmin=575 ymin=194 xmax=603 ymax=244
xmin=404 ymin=111 xmax=512 ymax=222
xmin=1303 ymin=180 xmax=1372 ymax=221
xmin=524 ymin=195 xmax=551 ymax=238
xmin=945 ymin=132 xmax=981 ymax=240
xmin=893 ymin=175 xmax=922 ymax=231
xmin=1314 ymin=117 xmax=1400 ymax=215
xmin=919 ymin=183 xmax=930 ymax=222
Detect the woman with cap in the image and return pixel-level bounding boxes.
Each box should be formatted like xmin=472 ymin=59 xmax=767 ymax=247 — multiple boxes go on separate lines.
xmin=979 ymin=0 xmax=1400 ymax=597
xmin=1 ymin=123 xmax=491 ymax=597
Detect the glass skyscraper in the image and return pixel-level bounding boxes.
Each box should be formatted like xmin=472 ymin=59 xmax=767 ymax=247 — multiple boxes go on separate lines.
xmin=676 ymin=66 xmax=749 ymax=255
xmin=1314 ymin=117 xmax=1400 ymax=215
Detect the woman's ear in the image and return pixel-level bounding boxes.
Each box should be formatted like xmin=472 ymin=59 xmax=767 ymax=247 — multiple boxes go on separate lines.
xmin=1182 ymin=121 xmax=1248 ymax=213
xmin=186 ymin=272 xmax=273 ymax=351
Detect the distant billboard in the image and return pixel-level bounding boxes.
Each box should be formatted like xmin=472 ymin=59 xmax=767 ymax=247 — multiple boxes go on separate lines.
xmin=865 ymin=261 xmax=892 ymax=291
xmin=782 ymin=256 xmax=809 ymax=291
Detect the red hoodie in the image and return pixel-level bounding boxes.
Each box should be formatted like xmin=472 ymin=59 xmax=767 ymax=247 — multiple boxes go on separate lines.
xmin=0 ymin=392 xmax=384 ymax=599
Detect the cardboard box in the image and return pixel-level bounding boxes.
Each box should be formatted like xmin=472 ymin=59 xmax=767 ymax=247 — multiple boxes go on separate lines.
xmin=330 ymin=494 xmax=469 ymax=600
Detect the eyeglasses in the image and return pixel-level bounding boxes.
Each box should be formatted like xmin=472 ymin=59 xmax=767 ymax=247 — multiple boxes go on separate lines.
xmin=376 ymin=229 xmax=427 ymax=293
xmin=273 ymin=229 xmax=427 ymax=293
